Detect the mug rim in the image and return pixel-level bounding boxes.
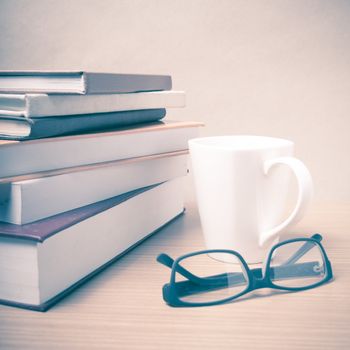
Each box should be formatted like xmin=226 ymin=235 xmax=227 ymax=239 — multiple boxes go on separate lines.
xmin=188 ymin=135 xmax=294 ymax=151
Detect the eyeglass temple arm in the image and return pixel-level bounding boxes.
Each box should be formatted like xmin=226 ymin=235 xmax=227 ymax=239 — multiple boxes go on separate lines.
xmin=157 ymin=253 xmax=205 ymax=284
xmin=281 ymin=233 xmax=322 ymax=266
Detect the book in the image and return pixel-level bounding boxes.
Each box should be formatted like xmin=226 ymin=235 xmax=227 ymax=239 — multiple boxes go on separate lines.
xmin=0 ymin=91 xmax=185 ymax=118
xmin=0 ymin=71 xmax=172 ymax=94
xmin=0 ymin=120 xmax=203 ymax=179
xmin=0 ymin=178 xmax=185 ymax=311
xmin=0 ymin=150 xmax=188 ymax=224
xmin=0 ymin=109 xmax=166 ymax=140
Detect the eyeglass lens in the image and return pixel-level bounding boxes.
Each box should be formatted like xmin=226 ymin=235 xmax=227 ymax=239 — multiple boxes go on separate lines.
xmin=268 ymin=240 xmax=327 ymax=288
xmin=174 ymin=252 xmax=248 ymax=303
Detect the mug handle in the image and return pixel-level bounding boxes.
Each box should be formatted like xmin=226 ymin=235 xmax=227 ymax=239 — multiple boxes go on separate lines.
xmin=259 ymin=157 xmax=313 ymax=248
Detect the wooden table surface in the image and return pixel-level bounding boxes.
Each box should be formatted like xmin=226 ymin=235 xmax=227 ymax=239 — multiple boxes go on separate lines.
xmin=0 ymin=200 xmax=349 ymax=350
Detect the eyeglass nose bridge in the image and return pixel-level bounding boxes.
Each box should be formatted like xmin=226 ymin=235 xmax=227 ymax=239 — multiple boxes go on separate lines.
xmin=250 ymin=271 xmax=271 ymax=290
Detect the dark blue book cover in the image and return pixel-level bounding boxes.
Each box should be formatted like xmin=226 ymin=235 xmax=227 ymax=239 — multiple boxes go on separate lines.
xmin=0 ymin=108 xmax=166 ymax=140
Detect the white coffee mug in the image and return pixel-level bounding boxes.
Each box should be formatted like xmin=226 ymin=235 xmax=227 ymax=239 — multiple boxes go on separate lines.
xmin=189 ymin=135 xmax=313 ymax=263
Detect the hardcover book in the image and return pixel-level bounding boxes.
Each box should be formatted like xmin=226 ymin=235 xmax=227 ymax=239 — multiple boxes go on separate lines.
xmin=0 ymin=150 xmax=188 ymax=224
xmin=0 ymin=179 xmax=185 ymax=311
xmin=0 ymin=90 xmax=185 ymax=118
xmin=0 ymin=109 xmax=166 ymax=140
xmin=0 ymin=120 xmax=203 ymax=179
xmin=0 ymin=71 xmax=172 ymax=94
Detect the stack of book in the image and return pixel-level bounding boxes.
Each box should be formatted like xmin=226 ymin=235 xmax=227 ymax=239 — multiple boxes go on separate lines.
xmin=0 ymin=71 xmax=202 ymax=311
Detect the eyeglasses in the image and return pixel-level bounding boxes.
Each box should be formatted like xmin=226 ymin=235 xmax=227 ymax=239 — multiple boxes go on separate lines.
xmin=157 ymin=234 xmax=333 ymax=307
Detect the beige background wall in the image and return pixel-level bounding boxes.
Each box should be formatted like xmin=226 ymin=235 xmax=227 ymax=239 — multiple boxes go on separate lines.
xmin=1 ymin=0 xmax=349 ymax=201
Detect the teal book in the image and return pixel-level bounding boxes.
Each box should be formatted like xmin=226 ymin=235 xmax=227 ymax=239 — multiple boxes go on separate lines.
xmin=0 ymin=109 xmax=166 ymax=140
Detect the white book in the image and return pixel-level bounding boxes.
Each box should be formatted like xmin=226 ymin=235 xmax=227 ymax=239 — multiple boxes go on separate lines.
xmin=0 ymin=151 xmax=188 ymax=224
xmin=0 ymin=178 xmax=185 ymax=311
xmin=0 ymin=91 xmax=185 ymax=118
xmin=0 ymin=120 xmax=202 ymax=179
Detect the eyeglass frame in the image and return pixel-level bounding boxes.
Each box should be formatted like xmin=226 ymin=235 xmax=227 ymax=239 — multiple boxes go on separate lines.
xmin=157 ymin=234 xmax=333 ymax=307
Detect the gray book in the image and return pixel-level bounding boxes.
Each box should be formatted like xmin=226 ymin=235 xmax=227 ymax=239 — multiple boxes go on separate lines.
xmin=0 ymin=109 xmax=166 ymax=140
xmin=0 ymin=71 xmax=172 ymax=94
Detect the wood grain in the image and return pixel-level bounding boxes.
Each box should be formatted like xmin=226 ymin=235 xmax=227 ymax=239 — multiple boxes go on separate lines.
xmin=0 ymin=201 xmax=349 ymax=350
